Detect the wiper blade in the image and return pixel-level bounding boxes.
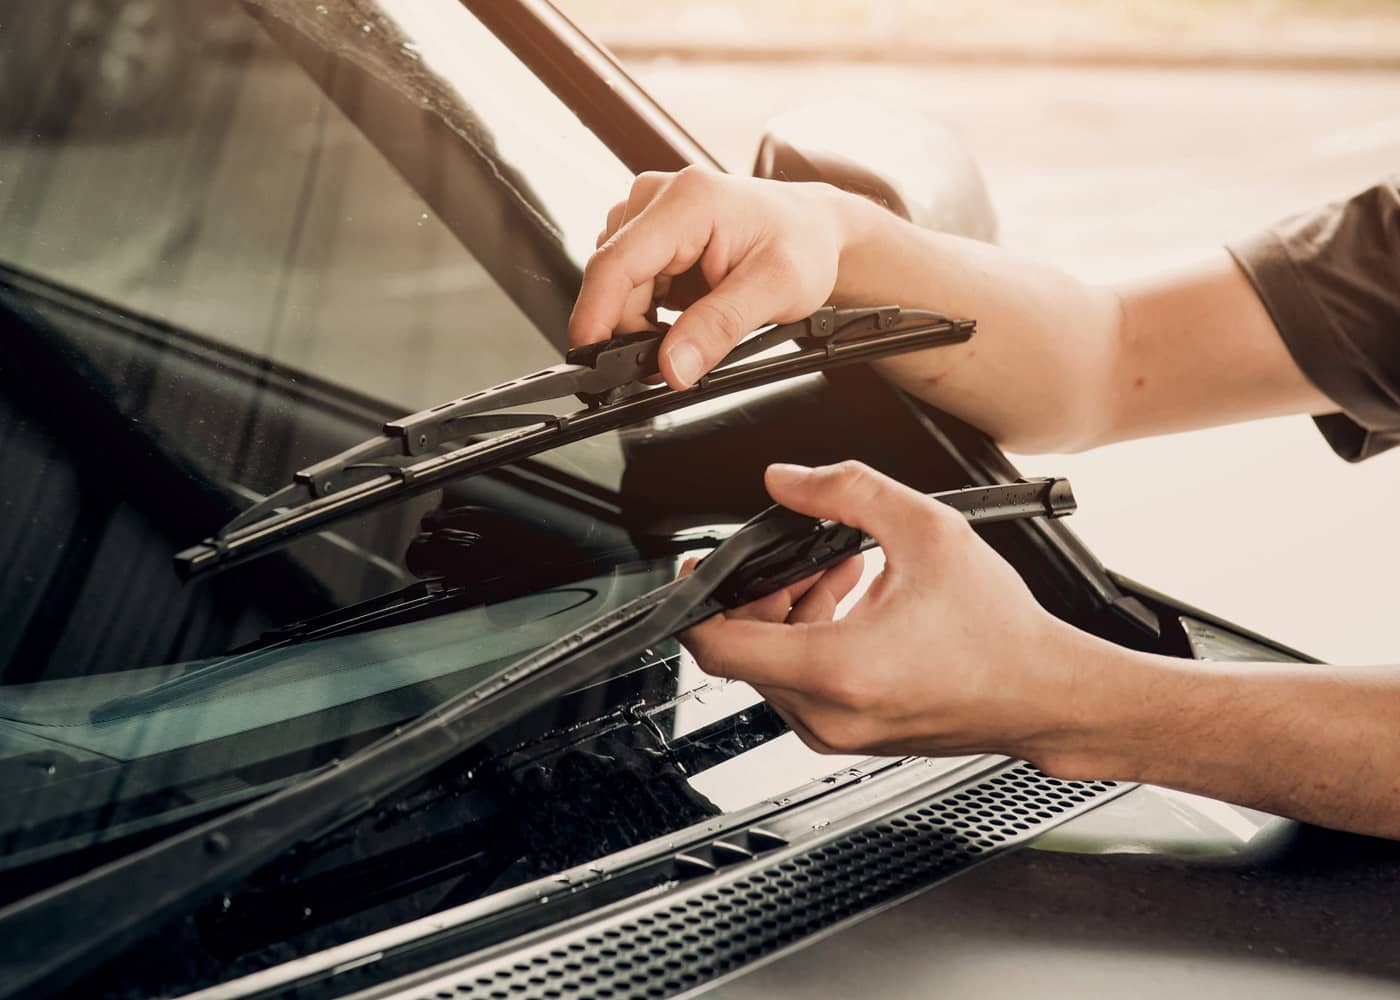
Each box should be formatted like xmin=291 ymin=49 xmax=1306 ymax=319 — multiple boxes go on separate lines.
xmin=175 ymin=306 xmax=973 ymax=577
xmin=0 ymin=476 xmax=1071 ymax=1000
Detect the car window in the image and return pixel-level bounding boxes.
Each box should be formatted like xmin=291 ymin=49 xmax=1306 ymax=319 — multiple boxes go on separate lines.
xmin=0 ymin=0 xmax=631 ymax=481
xmin=1 ymin=9 xmax=927 ymax=990
xmin=0 ymin=0 xmax=645 ymax=858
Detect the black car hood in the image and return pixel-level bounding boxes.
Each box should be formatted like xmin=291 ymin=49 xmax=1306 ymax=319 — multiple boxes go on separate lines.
xmin=707 ymin=791 xmax=1400 ymax=1000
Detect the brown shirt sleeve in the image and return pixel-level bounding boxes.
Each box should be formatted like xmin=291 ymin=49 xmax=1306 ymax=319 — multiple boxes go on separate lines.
xmin=1227 ymin=178 xmax=1400 ymax=462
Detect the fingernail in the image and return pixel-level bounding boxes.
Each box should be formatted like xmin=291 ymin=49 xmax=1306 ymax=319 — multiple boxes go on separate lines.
xmin=667 ymin=343 xmax=703 ymax=387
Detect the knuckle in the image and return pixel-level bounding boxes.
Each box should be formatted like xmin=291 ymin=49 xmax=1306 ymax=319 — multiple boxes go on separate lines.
xmin=603 ymin=201 xmax=625 ymax=233
xmin=673 ymin=164 xmax=716 ymax=192
xmin=689 ymin=297 xmax=747 ymax=349
xmin=628 ymin=172 xmax=666 ymax=209
xmin=830 ymin=460 xmax=880 ymax=501
xmin=582 ymin=244 xmax=622 ymax=280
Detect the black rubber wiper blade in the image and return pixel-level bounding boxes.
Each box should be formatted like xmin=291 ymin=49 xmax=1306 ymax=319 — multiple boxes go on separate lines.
xmin=175 ymin=306 xmax=974 ymax=578
xmin=0 ymin=477 xmax=1071 ymax=1000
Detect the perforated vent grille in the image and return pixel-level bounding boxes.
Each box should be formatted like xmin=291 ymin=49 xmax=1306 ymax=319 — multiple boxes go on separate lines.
xmin=398 ymin=764 xmax=1119 ymax=1000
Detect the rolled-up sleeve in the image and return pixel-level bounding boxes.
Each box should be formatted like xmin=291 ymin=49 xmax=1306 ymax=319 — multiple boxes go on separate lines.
xmin=1227 ymin=178 xmax=1400 ymax=461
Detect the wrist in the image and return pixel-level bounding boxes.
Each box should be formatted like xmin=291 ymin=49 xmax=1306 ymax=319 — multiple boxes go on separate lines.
xmin=820 ymin=185 xmax=895 ymax=304
xmin=1017 ymin=619 xmax=1195 ymax=783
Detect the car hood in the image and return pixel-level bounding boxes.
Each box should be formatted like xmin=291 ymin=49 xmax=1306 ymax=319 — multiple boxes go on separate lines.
xmin=705 ymin=788 xmax=1400 ymax=999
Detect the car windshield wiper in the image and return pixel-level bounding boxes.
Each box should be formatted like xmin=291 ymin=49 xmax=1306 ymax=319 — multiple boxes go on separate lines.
xmin=0 ymin=475 xmax=1073 ymax=1000
xmin=175 ymin=306 xmax=974 ymax=577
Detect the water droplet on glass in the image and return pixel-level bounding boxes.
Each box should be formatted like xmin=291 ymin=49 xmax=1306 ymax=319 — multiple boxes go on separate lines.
xmin=303 ymin=906 xmax=313 ymax=918
xmin=221 ymin=895 xmax=232 ymax=912
xmin=361 ymin=22 xmax=373 ymax=33
xmin=314 ymin=3 xmax=327 ymax=13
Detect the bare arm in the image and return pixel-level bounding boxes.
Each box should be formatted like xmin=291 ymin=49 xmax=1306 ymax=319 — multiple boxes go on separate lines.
xmin=830 ymin=196 xmax=1332 ymax=451
xmin=683 ymin=461 xmax=1400 ymax=840
xmin=571 ymin=168 xmax=1331 ymax=453
xmin=576 ymin=171 xmax=1397 ymax=837
xmin=1049 ymin=632 xmax=1400 ymax=837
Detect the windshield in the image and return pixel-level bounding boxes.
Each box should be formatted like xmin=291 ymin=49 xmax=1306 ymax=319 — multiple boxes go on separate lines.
xmin=0 ymin=5 xmax=926 ymax=995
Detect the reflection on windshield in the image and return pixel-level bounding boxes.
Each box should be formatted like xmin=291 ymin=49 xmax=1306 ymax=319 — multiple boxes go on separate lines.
xmin=0 ymin=0 xmax=645 ymax=866
xmin=0 ymin=562 xmax=671 ymax=865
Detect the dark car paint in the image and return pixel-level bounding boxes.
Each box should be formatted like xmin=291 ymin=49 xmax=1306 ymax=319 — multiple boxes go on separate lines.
xmin=710 ymin=821 xmax=1400 ymax=1000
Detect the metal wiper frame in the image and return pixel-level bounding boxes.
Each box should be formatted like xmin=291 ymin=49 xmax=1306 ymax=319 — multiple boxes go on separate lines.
xmin=0 ymin=476 xmax=1073 ymax=1000
xmin=175 ymin=306 xmax=974 ymax=577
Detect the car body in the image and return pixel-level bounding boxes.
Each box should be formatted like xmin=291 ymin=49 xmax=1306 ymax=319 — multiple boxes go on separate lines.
xmin=1 ymin=3 xmax=1398 ymax=999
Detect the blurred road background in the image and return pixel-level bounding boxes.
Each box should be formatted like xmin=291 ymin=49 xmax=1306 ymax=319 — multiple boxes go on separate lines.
xmin=556 ymin=0 xmax=1400 ymax=664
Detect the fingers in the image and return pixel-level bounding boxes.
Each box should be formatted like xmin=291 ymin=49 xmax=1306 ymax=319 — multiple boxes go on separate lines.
xmin=571 ymin=169 xmax=801 ymax=389
xmin=726 ymin=569 xmax=824 ymax=623
xmin=763 ymin=461 xmax=960 ymax=568
xmin=701 ymin=552 xmax=862 ymax=627
xmin=752 ymin=686 xmax=841 ymax=756
xmin=595 ymin=172 xmax=669 ymax=250
xmin=596 ymin=200 xmax=626 ymax=249
xmin=659 ymin=257 xmax=790 ymax=388
xmin=786 ymin=554 xmax=864 ymax=625
xmin=569 ymin=172 xmax=711 ymax=350
xmin=683 ymin=616 xmax=837 ymax=690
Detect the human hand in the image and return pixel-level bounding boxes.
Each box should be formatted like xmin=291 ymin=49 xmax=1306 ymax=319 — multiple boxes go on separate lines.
xmin=682 ymin=461 xmax=1085 ymax=762
xmin=569 ymin=167 xmax=853 ymax=389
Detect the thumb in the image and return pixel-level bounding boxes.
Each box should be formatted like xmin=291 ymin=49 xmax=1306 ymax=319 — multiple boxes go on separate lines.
xmin=764 ymin=461 xmax=954 ymax=566
xmin=659 ymin=259 xmax=787 ymax=389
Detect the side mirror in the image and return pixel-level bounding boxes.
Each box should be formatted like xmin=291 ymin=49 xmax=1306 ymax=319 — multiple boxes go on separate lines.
xmin=753 ymin=100 xmax=998 ymax=244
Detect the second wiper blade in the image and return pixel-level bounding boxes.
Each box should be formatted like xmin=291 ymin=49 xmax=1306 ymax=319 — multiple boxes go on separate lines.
xmin=176 ymin=306 xmax=973 ymax=577
xmin=0 ymin=477 xmax=1069 ymax=1000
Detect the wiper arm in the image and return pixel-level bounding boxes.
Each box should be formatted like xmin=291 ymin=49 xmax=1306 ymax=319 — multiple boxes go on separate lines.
xmin=0 ymin=476 xmax=1071 ymax=1000
xmin=175 ymin=306 xmax=973 ymax=577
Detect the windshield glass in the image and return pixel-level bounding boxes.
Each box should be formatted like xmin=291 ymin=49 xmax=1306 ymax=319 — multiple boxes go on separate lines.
xmin=0 ymin=5 xmax=937 ymax=993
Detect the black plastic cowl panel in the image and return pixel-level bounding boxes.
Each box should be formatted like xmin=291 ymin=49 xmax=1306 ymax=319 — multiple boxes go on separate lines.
xmin=372 ymin=763 xmax=1123 ymax=1000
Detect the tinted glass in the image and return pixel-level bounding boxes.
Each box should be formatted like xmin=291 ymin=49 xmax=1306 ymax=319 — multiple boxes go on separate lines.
xmin=0 ymin=6 xmax=952 ymax=996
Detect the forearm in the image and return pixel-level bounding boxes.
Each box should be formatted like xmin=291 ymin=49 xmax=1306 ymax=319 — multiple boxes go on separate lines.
xmin=830 ymin=191 xmax=1121 ymax=453
xmin=1039 ymin=626 xmax=1400 ymax=839
xmin=827 ymin=190 xmax=1330 ymax=452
